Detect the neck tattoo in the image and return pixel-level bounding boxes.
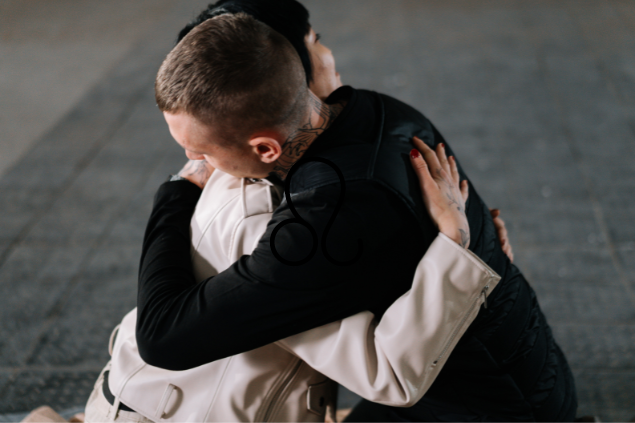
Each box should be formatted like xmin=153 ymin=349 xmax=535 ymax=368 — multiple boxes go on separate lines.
xmin=270 ymin=92 xmax=345 ymax=181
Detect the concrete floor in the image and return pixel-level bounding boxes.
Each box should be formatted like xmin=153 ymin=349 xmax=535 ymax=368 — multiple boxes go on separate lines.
xmin=1 ymin=0 xmax=634 ymax=421
xmin=0 ymin=0 xmax=198 ymax=178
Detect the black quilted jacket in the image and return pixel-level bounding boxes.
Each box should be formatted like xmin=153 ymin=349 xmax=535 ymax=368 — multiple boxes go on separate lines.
xmin=292 ymin=89 xmax=578 ymax=421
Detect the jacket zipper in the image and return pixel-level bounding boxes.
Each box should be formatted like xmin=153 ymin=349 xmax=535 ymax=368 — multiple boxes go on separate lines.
xmin=262 ymin=359 xmax=303 ymax=422
xmin=432 ymin=283 xmax=491 ymax=366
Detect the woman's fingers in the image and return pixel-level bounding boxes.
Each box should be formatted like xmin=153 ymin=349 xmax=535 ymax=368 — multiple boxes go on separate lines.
xmin=413 ymin=137 xmax=443 ymax=175
xmin=450 ymin=154 xmax=469 ymax=205
xmin=449 ymin=156 xmax=458 ymax=183
xmin=502 ymin=242 xmax=514 ymax=263
xmin=460 ymin=180 xmax=469 ymax=203
xmin=436 ymin=143 xmax=451 ymax=175
xmin=497 ymin=225 xmax=508 ymax=245
xmin=412 ymin=137 xmax=453 ymax=185
xmin=491 ymin=210 xmax=514 ymax=262
xmin=409 ymin=148 xmax=436 ymax=192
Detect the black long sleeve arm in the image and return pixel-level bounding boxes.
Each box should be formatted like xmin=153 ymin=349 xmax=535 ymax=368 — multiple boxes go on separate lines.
xmin=136 ymin=179 xmax=427 ymax=371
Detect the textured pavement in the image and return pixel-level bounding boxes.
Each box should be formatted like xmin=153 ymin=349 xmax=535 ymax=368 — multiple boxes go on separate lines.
xmin=1 ymin=1 xmax=634 ymax=421
xmin=0 ymin=0 xmax=181 ymax=178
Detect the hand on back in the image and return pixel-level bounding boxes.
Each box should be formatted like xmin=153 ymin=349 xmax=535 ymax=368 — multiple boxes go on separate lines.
xmin=490 ymin=208 xmax=514 ymax=262
xmin=409 ymin=138 xmax=514 ymax=260
xmin=409 ymin=137 xmax=470 ymax=248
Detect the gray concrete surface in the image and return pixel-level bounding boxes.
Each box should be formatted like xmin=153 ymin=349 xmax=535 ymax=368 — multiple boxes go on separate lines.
xmin=0 ymin=0 xmax=185 ymax=178
xmin=0 ymin=0 xmax=634 ymax=421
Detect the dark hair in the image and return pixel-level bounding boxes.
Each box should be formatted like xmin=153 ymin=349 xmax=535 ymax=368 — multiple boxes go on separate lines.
xmin=178 ymin=0 xmax=314 ymax=85
xmin=156 ymin=13 xmax=308 ymax=145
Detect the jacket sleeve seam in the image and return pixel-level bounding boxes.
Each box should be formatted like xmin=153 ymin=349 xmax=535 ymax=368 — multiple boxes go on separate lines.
xmin=436 ymin=233 xmax=501 ymax=281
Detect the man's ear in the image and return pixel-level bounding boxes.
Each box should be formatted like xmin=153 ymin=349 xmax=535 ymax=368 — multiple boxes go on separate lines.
xmin=249 ymin=137 xmax=283 ymax=164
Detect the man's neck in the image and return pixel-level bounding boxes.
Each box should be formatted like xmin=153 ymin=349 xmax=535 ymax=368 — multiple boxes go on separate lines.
xmin=270 ymin=91 xmax=345 ymax=181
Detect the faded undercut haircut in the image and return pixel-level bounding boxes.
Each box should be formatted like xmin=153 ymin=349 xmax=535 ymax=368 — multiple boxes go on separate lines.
xmin=155 ymin=13 xmax=308 ymax=146
xmin=178 ymin=0 xmax=314 ymax=86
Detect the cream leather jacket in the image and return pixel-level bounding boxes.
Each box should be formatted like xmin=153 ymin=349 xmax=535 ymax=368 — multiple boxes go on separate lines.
xmin=107 ymin=170 xmax=500 ymax=422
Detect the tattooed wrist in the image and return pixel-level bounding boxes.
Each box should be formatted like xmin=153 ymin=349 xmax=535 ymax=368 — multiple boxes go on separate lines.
xmin=438 ymin=222 xmax=470 ymax=249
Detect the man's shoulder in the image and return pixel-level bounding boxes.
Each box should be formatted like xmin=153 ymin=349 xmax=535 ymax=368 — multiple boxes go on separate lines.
xmin=270 ymin=178 xmax=416 ymax=244
xmin=192 ymin=171 xmax=279 ymax=251
xmin=353 ymin=88 xmax=431 ymax=121
xmin=339 ymin=87 xmax=435 ymax=150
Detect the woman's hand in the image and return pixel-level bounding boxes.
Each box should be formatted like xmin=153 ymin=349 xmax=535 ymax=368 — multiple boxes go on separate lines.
xmin=177 ymin=160 xmax=215 ymax=189
xmin=490 ymin=209 xmax=514 ymax=262
xmin=409 ymin=137 xmax=470 ymax=248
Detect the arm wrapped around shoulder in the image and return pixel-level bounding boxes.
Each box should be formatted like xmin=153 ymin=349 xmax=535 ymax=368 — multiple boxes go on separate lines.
xmin=277 ymin=232 xmax=501 ymax=407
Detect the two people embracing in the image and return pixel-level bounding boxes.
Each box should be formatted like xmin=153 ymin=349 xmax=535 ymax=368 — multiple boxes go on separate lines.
xmin=85 ymin=1 xmax=577 ymax=421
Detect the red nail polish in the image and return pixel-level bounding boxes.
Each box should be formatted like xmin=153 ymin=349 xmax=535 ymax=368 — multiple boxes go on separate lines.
xmin=410 ymin=148 xmax=420 ymax=159
xmin=440 ymin=143 xmax=445 ymax=148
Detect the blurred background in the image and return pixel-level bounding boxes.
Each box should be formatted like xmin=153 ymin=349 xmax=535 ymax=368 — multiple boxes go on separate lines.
xmin=1 ymin=0 xmax=634 ymax=421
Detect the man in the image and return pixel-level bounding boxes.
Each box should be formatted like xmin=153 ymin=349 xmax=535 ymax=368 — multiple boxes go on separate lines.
xmin=137 ymin=12 xmax=576 ymax=421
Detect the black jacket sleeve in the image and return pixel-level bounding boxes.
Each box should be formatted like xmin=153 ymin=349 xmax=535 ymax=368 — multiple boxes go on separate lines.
xmin=136 ymin=179 xmax=426 ymax=371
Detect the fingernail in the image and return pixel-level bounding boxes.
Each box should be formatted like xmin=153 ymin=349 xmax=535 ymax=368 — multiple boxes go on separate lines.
xmin=410 ymin=148 xmax=420 ymax=159
xmin=440 ymin=143 xmax=445 ymax=149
